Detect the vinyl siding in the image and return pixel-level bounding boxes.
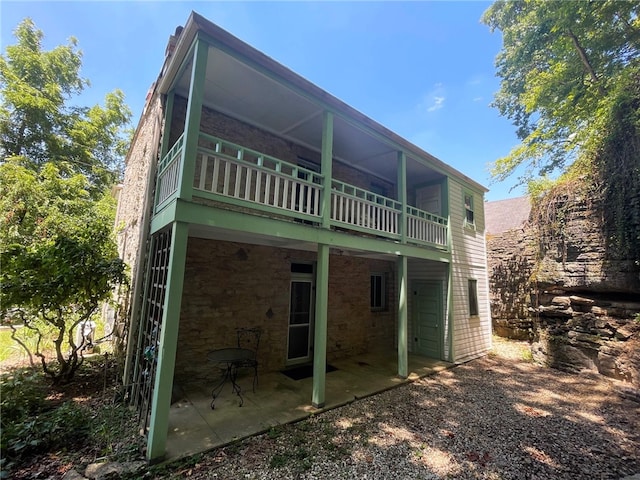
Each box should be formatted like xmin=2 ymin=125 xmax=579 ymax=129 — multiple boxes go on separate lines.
xmin=448 ymin=179 xmax=492 ymax=363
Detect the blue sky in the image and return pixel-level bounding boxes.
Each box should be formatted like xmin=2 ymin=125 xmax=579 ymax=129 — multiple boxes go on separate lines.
xmin=1 ymin=1 xmax=525 ymax=201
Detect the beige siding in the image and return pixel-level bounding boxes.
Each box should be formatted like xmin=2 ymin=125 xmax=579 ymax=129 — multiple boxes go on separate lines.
xmin=448 ymin=179 xmax=492 ymax=363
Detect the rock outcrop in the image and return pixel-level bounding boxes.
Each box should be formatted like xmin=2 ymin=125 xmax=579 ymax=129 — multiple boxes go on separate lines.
xmin=486 ymin=194 xmax=640 ymax=390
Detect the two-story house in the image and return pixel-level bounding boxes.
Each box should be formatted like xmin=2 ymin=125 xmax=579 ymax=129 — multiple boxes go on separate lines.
xmin=116 ymin=12 xmax=491 ymax=462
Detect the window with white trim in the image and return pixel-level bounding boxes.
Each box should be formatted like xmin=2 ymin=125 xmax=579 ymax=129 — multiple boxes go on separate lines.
xmin=370 ymin=273 xmax=387 ymax=310
xmin=464 ymin=191 xmax=475 ymax=227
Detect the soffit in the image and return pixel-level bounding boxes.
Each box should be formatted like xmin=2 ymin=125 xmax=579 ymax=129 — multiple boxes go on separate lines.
xmin=172 ymin=38 xmax=443 ymax=188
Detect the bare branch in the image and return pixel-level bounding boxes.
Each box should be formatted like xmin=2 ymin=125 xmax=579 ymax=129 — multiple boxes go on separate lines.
xmin=567 ymin=28 xmax=599 ymax=85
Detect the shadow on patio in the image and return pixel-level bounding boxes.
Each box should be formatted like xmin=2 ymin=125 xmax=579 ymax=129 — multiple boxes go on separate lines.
xmin=166 ymin=350 xmax=452 ymax=461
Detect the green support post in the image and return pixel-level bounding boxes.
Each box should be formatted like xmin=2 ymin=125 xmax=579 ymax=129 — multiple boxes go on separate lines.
xmin=397 ymin=151 xmax=407 ymax=243
xmin=312 ymin=243 xmax=330 ymax=408
xmin=177 ymin=37 xmax=208 ymax=202
xmin=447 ymin=261 xmax=455 ymax=363
xmin=321 ymin=111 xmax=334 ymax=228
xmin=397 ymin=255 xmax=408 ymax=378
xmin=146 ymin=221 xmax=189 ymax=461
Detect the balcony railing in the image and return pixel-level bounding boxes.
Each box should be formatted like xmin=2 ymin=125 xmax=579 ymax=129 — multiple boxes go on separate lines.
xmin=156 ymin=133 xmax=184 ymax=208
xmin=155 ymin=133 xmax=448 ymax=248
xmin=331 ymin=180 xmax=401 ymax=238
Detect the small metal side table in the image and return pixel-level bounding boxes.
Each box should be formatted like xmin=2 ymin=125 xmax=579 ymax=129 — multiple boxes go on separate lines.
xmin=207 ymin=347 xmax=254 ymax=409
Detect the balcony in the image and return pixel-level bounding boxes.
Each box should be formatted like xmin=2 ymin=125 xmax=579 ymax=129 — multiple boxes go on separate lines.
xmin=155 ymin=132 xmax=448 ymax=249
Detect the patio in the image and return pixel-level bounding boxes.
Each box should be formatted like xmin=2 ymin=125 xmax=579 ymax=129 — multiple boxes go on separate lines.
xmin=165 ymin=350 xmax=452 ymax=461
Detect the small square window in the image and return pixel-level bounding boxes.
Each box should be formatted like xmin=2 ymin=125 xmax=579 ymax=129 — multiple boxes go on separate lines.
xmin=468 ymin=279 xmax=479 ymax=316
xmin=370 ymin=273 xmax=387 ymax=310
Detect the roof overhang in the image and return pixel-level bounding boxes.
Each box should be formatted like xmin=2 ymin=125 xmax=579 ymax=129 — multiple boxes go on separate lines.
xmin=157 ymin=11 xmax=488 ymax=193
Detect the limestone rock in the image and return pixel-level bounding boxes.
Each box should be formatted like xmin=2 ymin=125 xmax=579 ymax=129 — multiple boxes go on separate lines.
xmin=62 ymin=470 xmax=87 ymax=480
xmin=84 ymin=461 xmax=146 ymax=480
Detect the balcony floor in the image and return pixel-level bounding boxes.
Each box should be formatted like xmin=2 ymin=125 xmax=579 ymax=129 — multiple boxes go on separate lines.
xmin=165 ymin=350 xmax=452 ymax=461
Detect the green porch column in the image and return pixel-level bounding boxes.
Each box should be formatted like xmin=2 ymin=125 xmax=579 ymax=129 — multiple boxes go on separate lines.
xmin=312 ymin=243 xmax=330 ymax=408
xmin=444 ymin=177 xmax=454 ymax=362
xmin=177 ymin=37 xmax=208 ymax=202
xmin=397 ymin=255 xmax=408 ymax=378
xmin=320 ymin=111 xmax=334 ymax=228
xmin=447 ymin=261 xmax=455 ymax=363
xmin=146 ymin=221 xmax=189 ymax=461
xmin=397 ymin=151 xmax=407 ymax=243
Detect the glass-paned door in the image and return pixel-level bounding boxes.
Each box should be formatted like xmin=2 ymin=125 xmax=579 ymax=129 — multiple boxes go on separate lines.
xmin=287 ymin=279 xmax=314 ymax=363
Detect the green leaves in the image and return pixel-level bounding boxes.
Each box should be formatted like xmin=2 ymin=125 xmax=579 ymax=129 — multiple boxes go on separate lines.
xmin=0 ymin=161 xmax=128 ymax=384
xmin=0 ymin=18 xmax=131 ymax=385
xmin=482 ymin=0 xmax=640 ymax=185
xmin=0 ymin=18 xmax=132 ymax=188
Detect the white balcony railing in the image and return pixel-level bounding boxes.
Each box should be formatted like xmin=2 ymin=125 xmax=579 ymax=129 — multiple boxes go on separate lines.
xmin=193 ymin=133 xmax=322 ymax=220
xmin=156 ymin=133 xmax=184 ymax=207
xmin=155 ymin=133 xmax=448 ymax=248
xmin=331 ymin=180 xmax=401 ymax=238
xmin=407 ymin=206 xmax=448 ymax=246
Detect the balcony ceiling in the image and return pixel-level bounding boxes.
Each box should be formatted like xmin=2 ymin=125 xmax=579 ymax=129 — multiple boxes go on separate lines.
xmin=173 ymin=45 xmax=442 ymax=188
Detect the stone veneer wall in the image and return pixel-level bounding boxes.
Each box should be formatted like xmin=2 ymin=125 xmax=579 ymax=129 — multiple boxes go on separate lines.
xmin=486 ymin=227 xmax=537 ymax=340
xmin=115 ymin=95 xmax=163 ymax=280
xmin=487 ymin=195 xmax=640 ymax=391
xmin=173 ymin=238 xmax=396 ymax=386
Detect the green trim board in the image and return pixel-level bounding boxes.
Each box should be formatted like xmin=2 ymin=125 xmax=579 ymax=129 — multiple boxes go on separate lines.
xmin=177 ymin=37 xmax=208 ymax=202
xmin=312 ymin=243 xmax=329 ymax=408
xmin=320 ymin=111 xmax=333 ymax=228
xmin=397 ymin=255 xmax=408 ymax=378
xmin=151 ymin=199 xmax=452 ymax=263
xmin=446 ymin=263 xmax=455 ymax=363
xmin=146 ymin=221 xmax=189 ymax=461
xmin=397 ymin=151 xmax=407 ymax=243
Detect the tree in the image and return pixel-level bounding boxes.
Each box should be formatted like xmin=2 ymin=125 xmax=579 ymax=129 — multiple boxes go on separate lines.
xmin=482 ymin=1 xmax=640 ymax=185
xmin=0 ymin=161 xmax=128 ymax=384
xmin=0 ymin=19 xmax=131 ymax=384
xmin=0 ymin=18 xmax=132 ymax=190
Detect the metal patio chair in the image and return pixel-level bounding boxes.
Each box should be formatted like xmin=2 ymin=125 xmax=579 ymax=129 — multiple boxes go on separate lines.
xmin=236 ymin=327 xmax=262 ymax=392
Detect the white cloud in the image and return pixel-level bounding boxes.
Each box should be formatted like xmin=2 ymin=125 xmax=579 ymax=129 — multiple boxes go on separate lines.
xmin=419 ymin=83 xmax=446 ymax=114
xmin=427 ymin=96 xmax=445 ymax=112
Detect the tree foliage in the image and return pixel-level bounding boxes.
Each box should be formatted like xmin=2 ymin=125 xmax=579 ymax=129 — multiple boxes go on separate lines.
xmin=482 ymin=1 xmax=640 ymax=185
xmin=0 ymin=19 xmax=131 ymax=384
xmin=0 ymin=18 xmax=132 ymax=189
xmin=0 ymin=161 xmax=128 ymax=384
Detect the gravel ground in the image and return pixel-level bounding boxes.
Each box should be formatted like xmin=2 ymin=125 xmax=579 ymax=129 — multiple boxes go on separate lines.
xmin=156 ymin=339 xmax=640 ymax=480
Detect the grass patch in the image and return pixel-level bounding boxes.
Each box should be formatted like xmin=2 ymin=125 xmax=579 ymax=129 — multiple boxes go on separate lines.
xmin=521 ymin=349 xmax=534 ymax=363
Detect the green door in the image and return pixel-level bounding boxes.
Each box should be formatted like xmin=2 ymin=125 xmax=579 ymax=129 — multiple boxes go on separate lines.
xmin=412 ymin=281 xmax=443 ymax=359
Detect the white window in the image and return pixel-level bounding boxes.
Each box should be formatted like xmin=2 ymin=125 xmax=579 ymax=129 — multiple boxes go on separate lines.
xmin=370 ymin=273 xmax=386 ymax=310
xmin=464 ymin=191 xmax=475 ymax=227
